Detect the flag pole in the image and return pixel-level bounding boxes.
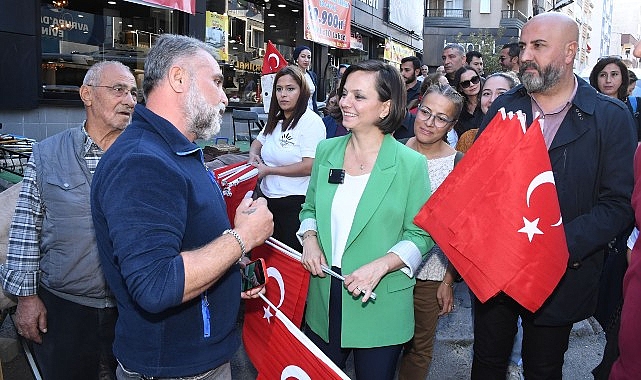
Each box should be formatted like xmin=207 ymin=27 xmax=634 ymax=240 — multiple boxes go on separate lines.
xmin=265 ymin=237 xmax=377 ymax=300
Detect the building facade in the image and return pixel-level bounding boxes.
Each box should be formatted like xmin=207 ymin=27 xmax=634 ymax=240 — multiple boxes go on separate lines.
xmin=0 ymin=0 xmax=421 ymax=141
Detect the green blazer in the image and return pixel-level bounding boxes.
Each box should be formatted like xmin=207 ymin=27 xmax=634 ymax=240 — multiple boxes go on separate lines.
xmin=300 ymin=133 xmax=433 ymax=347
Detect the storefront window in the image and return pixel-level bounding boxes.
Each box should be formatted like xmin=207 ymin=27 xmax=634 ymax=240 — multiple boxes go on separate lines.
xmin=207 ymin=0 xmax=266 ymax=106
xmin=40 ymin=0 xmax=182 ymax=101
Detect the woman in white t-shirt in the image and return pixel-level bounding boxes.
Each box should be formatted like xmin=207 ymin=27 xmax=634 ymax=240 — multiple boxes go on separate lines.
xmin=248 ymin=65 xmax=325 ymax=251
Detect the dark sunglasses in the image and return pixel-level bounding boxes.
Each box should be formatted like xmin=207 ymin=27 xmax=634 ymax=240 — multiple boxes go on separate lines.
xmin=598 ymin=55 xmax=622 ymax=62
xmin=459 ymin=75 xmax=480 ymax=89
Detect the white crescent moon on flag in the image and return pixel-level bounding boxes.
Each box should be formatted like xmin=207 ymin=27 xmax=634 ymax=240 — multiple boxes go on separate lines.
xmin=268 ymin=53 xmax=280 ymax=70
xmin=281 ymin=365 xmax=312 ymax=380
xmin=526 ymin=171 xmax=563 ymax=227
xmin=267 ymin=267 xmax=285 ymax=309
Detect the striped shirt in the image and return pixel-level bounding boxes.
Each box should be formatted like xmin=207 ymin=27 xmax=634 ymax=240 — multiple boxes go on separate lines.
xmin=1 ymin=125 xmax=103 ymax=296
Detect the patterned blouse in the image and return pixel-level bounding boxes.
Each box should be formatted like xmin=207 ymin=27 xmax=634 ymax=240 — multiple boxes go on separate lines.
xmin=416 ymin=152 xmax=457 ymax=281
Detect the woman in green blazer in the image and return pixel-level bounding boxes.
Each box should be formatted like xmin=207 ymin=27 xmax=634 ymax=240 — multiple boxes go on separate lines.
xmin=297 ymin=60 xmax=434 ymax=379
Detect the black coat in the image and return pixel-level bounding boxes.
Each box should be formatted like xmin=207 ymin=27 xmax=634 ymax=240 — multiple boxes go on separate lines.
xmin=478 ymin=76 xmax=636 ymax=326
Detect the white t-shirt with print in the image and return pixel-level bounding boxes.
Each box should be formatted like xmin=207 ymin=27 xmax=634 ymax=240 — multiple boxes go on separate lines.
xmin=257 ymin=108 xmax=326 ymax=198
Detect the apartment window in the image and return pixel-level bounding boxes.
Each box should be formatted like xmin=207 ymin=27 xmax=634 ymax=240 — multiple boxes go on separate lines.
xmin=480 ymin=0 xmax=491 ymax=14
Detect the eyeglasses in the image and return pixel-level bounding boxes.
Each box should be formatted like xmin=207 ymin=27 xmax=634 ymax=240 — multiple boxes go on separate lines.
xmin=88 ymin=84 xmax=138 ymax=100
xmin=416 ymin=106 xmax=455 ymax=128
xmin=459 ymin=75 xmax=480 ymax=89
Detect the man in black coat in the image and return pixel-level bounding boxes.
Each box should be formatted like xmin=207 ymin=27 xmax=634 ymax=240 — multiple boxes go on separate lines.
xmin=472 ymin=12 xmax=637 ymax=380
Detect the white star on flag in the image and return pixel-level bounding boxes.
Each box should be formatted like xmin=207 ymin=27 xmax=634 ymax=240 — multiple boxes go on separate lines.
xmin=518 ymin=217 xmax=544 ymax=242
xmin=263 ymin=306 xmax=273 ymax=323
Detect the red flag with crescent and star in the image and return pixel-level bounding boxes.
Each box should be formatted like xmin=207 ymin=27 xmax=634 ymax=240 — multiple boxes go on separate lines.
xmin=260 ymin=41 xmax=288 ymax=112
xmin=247 ymin=294 xmax=350 ymax=380
xmin=414 ymin=110 xmax=569 ymax=312
xmin=245 ymin=239 xmax=336 ymax=378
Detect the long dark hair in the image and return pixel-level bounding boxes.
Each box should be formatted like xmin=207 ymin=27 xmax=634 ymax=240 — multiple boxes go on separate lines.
xmin=589 ymin=57 xmax=630 ymax=101
xmin=264 ymin=65 xmax=310 ymax=135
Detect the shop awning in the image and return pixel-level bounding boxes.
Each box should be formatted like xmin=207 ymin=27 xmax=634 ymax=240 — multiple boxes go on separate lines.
xmin=124 ymin=0 xmax=195 ymax=14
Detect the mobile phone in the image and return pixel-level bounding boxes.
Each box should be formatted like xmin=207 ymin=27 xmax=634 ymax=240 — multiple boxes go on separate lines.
xmin=240 ymin=258 xmax=268 ymax=292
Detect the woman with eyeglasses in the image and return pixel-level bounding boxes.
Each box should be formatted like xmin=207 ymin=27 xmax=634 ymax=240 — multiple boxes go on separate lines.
xmin=452 ymin=66 xmax=483 ymax=138
xmin=398 ymin=84 xmax=464 ymax=380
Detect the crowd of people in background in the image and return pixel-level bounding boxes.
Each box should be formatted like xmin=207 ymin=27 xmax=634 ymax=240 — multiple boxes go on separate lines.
xmin=2 ymin=11 xmax=641 ymax=380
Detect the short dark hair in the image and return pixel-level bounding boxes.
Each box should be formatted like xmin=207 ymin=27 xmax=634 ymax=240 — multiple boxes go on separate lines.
xmin=589 ymin=57 xmax=630 ymax=101
xmin=502 ymin=43 xmax=520 ymax=58
xmin=338 ymin=60 xmax=406 ymax=134
xmin=401 ymin=56 xmax=421 ymax=71
xmin=466 ymin=51 xmax=483 ymax=63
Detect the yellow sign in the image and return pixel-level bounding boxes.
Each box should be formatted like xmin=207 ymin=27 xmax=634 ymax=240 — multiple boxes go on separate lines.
xmin=383 ymin=39 xmax=415 ymax=65
xmin=206 ymin=12 xmax=228 ymax=61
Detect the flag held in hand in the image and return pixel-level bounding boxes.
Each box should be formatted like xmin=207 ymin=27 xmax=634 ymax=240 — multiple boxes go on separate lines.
xmin=414 ymin=109 xmax=569 ymax=312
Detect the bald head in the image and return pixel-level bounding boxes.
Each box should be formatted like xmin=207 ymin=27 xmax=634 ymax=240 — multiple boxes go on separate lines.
xmin=523 ymin=12 xmax=579 ymax=45
xmin=519 ymin=12 xmax=578 ymax=95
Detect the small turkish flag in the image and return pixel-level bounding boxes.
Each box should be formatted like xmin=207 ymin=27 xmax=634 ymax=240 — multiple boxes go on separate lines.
xmin=261 ymin=41 xmax=288 ymax=112
xmin=243 ymin=239 xmax=314 ymax=376
xmin=212 ymin=161 xmax=258 ymax=227
xmin=261 ymin=41 xmax=288 ymax=75
xmin=414 ymin=110 xmax=569 ymax=312
xmin=248 ymin=295 xmax=350 ymax=380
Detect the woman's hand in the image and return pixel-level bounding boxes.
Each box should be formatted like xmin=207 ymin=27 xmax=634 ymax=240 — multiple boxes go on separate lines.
xmin=301 ymin=235 xmax=327 ymax=277
xmin=437 ymin=282 xmax=454 ymax=315
xmin=344 ymin=259 xmax=390 ymax=303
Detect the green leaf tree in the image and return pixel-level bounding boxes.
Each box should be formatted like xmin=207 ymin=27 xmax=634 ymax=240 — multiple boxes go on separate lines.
xmin=456 ymin=28 xmax=517 ymax=76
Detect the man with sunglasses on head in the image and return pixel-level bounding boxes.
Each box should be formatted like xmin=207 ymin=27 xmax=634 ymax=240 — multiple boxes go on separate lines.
xmin=473 ymin=13 xmax=636 ymax=380
xmin=0 ymin=61 xmax=137 ymax=380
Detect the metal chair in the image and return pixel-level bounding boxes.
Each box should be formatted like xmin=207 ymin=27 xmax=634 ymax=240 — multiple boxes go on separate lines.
xmin=231 ymin=109 xmax=261 ymax=144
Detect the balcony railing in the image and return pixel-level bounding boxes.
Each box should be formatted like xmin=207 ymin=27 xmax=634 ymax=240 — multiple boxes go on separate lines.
xmin=500 ymin=9 xmax=528 ymax=30
xmin=425 ymin=8 xmax=470 ymax=18
xmin=501 ymin=9 xmax=528 ymax=22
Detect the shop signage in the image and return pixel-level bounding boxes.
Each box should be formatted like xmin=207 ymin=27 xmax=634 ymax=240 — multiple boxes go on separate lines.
xmin=124 ymin=0 xmax=195 ymax=15
xmin=383 ymin=38 xmax=415 ymax=65
xmin=357 ymin=0 xmax=379 ymax=9
xmin=40 ymin=6 xmax=105 ymax=50
xmin=303 ymin=0 xmax=351 ymax=49
xmin=206 ymin=12 xmax=228 ymax=61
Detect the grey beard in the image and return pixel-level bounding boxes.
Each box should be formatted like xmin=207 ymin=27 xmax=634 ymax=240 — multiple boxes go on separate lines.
xmin=185 ymin=89 xmax=225 ymax=140
xmin=520 ymin=62 xmax=563 ymax=94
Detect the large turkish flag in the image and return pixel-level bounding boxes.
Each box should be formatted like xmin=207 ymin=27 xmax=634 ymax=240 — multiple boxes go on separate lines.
xmin=415 ymin=110 xmax=569 ymax=312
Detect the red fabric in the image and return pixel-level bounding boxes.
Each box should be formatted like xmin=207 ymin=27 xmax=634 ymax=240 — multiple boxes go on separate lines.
xmin=137 ymin=0 xmax=195 ymax=14
xmin=246 ymin=296 xmax=349 ymax=380
xmin=247 ymin=242 xmax=310 ymax=326
xmin=261 ymin=41 xmax=288 ymax=75
xmin=414 ymin=110 xmax=569 ymax=312
xmin=212 ymin=162 xmax=258 ymax=227
xmin=242 ymin=243 xmax=346 ymax=379
xmin=610 ymin=148 xmax=641 ymax=379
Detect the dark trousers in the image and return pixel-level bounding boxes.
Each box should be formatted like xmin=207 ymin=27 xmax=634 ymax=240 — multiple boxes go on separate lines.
xmin=265 ymin=195 xmax=305 ymax=252
xmin=33 ymin=287 xmax=118 ymax=380
xmin=471 ymin=293 xmax=572 ymax=380
xmin=305 ymin=268 xmax=403 ymax=380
